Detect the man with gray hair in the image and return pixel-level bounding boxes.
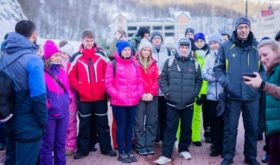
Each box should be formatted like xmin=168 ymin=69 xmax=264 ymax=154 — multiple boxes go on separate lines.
xmin=214 ymin=17 xmax=265 ymax=165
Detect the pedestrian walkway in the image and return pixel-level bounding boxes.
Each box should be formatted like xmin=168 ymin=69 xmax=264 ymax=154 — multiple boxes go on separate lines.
xmin=0 ymin=109 xmax=266 ymax=165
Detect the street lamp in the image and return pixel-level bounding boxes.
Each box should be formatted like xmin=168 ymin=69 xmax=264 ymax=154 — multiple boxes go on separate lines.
xmin=245 ymin=0 xmax=248 ymax=18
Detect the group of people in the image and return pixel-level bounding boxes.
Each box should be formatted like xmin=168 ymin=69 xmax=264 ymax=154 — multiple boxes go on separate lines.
xmin=0 ymin=16 xmax=280 ymax=165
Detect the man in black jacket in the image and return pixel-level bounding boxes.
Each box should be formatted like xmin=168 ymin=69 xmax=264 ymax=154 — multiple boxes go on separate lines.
xmin=154 ymin=37 xmax=202 ymax=165
xmin=214 ymin=17 xmax=265 ymax=165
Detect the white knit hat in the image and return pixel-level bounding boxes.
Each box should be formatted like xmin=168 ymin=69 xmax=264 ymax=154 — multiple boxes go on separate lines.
xmin=60 ymin=42 xmax=74 ymax=56
xmin=138 ymin=39 xmax=152 ymax=51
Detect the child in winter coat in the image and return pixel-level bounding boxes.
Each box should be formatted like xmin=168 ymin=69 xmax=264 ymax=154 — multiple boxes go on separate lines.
xmin=40 ymin=40 xmax=71 ymax=165
xmin=58 ymin=40 xmax=77 ymax=156
xmin=105 ymin=40 xmax=144 ymax=163
xmin=134 ymin=39 xmax=159 ymax=156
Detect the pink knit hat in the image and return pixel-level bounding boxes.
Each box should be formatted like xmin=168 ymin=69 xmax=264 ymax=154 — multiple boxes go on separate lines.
xmin=43 ymin=40 xmax=60 ymax=60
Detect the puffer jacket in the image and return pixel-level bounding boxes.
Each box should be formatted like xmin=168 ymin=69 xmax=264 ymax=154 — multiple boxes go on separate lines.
xmin=214 ymin=31 xmax=265 ymax=100
xmin=159 ymin=52 xmax=202 ymax=109
xmin=68 ymin=46 xmax=108 ymax=101
xmin=136 ymin=55 xmax=159 ymax=96
xmin=202 ymin=51 xmax=224 ymax=101
xmin=105 ymin=52 xmax=144 ymax=106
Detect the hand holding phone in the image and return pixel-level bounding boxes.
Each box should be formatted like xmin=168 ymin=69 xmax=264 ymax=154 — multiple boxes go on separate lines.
xmin=242 ymin=73 xmax=256 ymax=82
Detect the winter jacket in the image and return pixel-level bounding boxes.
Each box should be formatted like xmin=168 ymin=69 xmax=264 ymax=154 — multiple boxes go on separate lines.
xmin=195 ymin=45 xmax=209 ymax=96
xmin=213 ymin=31 xmax=265 ymax=100
xmin=152 ymin=45 xmax=171 ymax=96
xmin=0 ymin=32 xmax=47 ymax=141
xmin=202 ymin=51 xmax=224 ymax=101
xmin=129 ymin=35 xmax=142 ymax=53
xmin=105 ymin=52 xmax=144 ymax=106
xmin=159 ymin=52 xmax=202 ymax=109
xmin=136 ymin=55 xmax=159 ymax=96
xmin=45 ymin=65 xmax=71 ymax=119
xmin=264 ymin=64 xmax=280 ymax=135
xmin=68 ymin=46 xmax=108 ymax=102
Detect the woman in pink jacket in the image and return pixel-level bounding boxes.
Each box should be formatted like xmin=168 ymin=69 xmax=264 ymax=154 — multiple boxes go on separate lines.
xmin=105 ymin=40 xmax=144 ymax=163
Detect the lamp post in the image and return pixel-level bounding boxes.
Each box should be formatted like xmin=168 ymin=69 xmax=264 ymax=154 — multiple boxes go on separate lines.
xmin=245 ymin=0 xmax=248 ymax=18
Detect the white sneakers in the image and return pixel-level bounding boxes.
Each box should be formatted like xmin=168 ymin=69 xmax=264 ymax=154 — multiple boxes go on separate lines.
xmin=180 ymin=151 xmax=192 ymax=160
xmin=153 ymin=152 xmax=192 ymax=165
xmin=153 ymin=156 xmax=171 ymax=165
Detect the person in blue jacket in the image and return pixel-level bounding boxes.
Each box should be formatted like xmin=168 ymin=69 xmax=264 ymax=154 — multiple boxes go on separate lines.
xmin=0 ymin=20 xmax=47 ymax=165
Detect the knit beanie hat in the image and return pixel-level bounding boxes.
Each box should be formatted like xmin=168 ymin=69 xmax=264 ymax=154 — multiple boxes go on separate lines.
xmin=60 ymin=42 xmax=74 ymax=57
xmin=116 ymin=40 xmax=131 ymax=55
xmin=138 ymin=39 xmax=153 ymax=51
xmin=136 ymin=27 xmax=150 ymax=38
xmin=43 ymin=40 xmax=60 ymax=60
xmin=208 ymin=33 xmax=223 ymax=44
xmin=235 ymin=17 xmax=251 ymax=30
xmin=194 ymin=33 xmax=206 ymax=41
xmin=185 ymin=27 xmax=195 ymax=35
xmin=150 ymin=31 xmax=163 ymax=43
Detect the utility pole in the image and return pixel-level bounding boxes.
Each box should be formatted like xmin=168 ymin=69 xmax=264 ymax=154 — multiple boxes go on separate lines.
xmin=245 ymin=0 xmax=248 ymax=18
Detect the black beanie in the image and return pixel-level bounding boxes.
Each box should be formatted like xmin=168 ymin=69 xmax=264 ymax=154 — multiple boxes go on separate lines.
xmin=136 ymin=27 xmax=150 ymax=38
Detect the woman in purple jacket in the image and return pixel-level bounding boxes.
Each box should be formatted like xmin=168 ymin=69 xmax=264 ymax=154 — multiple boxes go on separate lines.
xmin=40 ymin=40 xmax=71 ymax=165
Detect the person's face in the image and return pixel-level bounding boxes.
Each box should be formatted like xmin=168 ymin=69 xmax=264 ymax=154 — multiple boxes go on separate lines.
xmin=186 ymin=33 xmax=194 ymax=39
xmin=143 ymin=33 xmax=150 ymax=39
xmin=222 ymin=35 xmax=229 ymax=42
xmin=152 ymin=36 xmax=162 ymax=46
xmin=50 ymin=52 xmax=62 ymax=64
xmin=30 ymin=31 xmax=37 ymax=44
xmin=259 ymin=45 xmax=279 ymax=70
xmin=209 ymin=41 xmax=220 ymax=51
xmin=140 ymin=47 xmax=151 ymax=58
xmin=121 ymin=47 xmax=132 ymax=58
xmin=236 ymin=24 xmax=250 ymax=41
xmin=61 ymin=52 xmax=70 ymax=62
xmin=82 ymin=37 xmax=94 ymax=49
xmin=179 ymin=45 xmax=190 ymax=57
xmin=195 ymin=39 xmax=205 ymax=49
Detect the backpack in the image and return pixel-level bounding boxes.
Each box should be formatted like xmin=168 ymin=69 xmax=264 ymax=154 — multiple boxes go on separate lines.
xmin=112 ymin=59 xmax=137 ymax=77
xmin=167 ymin=55 xmax=199 ymax=73
xmin=0 ymin=53 xmax=25 ymax=122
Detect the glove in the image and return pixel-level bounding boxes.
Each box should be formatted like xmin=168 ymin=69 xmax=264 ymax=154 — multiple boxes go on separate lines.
xmin=196 ymin=94 xmax=206 ymax=105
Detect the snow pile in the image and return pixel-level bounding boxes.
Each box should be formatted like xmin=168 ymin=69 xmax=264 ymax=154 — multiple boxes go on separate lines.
xmin=0 ymin=0 xmax=26 ymax=42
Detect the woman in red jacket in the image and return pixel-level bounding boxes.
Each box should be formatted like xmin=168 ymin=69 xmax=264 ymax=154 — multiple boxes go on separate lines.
xmin=134 ymin=39 xmax=159 ymax=156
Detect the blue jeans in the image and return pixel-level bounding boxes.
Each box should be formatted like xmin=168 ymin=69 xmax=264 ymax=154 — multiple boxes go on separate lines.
xmin=112 ymin=105 xmax=137 ymax=154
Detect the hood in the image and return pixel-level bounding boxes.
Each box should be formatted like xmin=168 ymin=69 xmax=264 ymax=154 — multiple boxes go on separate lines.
xmin=176 ymin=37 xmax=192 ymax=57
xmin=4 ymin=32 xmax=37 ymax=54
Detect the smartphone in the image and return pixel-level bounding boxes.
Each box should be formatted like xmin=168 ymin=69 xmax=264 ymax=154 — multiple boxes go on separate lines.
xmin=242 ymin=73 xmax=257 ymax=78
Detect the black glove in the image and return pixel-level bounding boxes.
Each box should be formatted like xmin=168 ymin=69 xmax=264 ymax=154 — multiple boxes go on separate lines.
xmin=196 ymin=94 xmax=207 ymax=105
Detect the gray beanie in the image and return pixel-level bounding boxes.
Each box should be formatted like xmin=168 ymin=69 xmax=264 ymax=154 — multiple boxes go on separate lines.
xmin=208 ymin=33 xmax=223 ymax=44
xmin=235 ymin=17 xmax=251 ymax=30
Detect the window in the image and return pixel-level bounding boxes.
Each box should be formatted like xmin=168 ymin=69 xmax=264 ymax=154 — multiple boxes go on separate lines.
xmin=165 ymin=32 xmax=174 ymax=36
xmin=140 ymin=26 xmax=150 ymax=31
xmin=128 ymin=33 xmax=134 ymax=37
xmin=165 ymin=25 xmax=175 ymax=30
xmin=127 ymin=26 xmax=137 ymax=31
xmin=153 ymin=26 xmax=162 ymax=30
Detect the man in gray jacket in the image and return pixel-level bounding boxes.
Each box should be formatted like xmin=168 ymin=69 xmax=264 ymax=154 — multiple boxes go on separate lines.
xmin=154 ymin=37 xmax=202 ymax=165
xmin=214 ymin=17 xmax=265 ymax=165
